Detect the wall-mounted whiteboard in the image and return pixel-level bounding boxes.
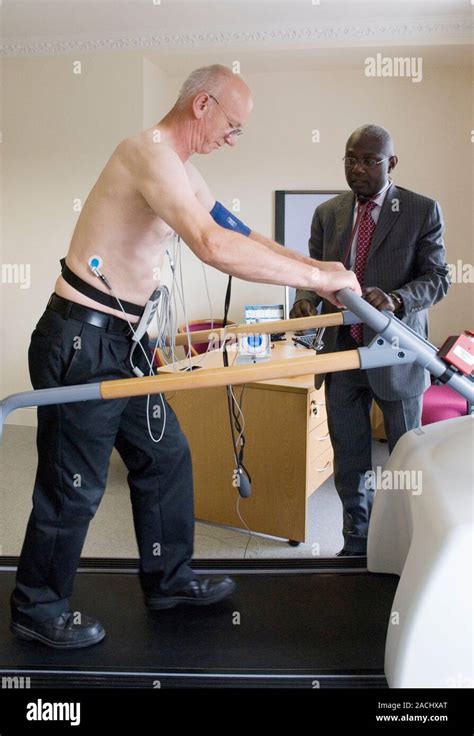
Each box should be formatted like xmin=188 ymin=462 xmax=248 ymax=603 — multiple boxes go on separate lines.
xmin=275 ymin=190 xmax=343 ymax=316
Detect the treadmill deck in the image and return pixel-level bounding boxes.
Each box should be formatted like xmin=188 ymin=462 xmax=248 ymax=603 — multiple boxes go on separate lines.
xmin=0 ymin=560 xmax=398 ymax=688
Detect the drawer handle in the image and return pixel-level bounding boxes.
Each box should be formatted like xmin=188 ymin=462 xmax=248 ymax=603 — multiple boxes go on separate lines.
xmin=316 ymin=460 xmax=332 ymax=472
xmin=310 ymin=400 xmax=319 ymax=417
xmin=317 ymin=433 xmax=330 ymax=441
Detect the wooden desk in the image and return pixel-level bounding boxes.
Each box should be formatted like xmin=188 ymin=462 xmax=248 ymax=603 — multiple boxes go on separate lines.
xmin=160 ymin=341 xmax=333 ymax=543
xmin=371 ymin=401 xmax=387 ymax=441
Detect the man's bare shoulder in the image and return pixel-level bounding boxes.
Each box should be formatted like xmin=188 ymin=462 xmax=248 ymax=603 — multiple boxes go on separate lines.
xmin=107 ymin=131 xmax=203 ymax=219
xmin=115 ymin=131 xmax=184 ymax=181
xmin=183 ymin=159 xmax=215 ymax=208
xmin=183 ymin=159 xmax=204 ymax=187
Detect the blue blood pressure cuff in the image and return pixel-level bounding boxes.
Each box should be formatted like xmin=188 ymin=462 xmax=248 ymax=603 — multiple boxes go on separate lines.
xmin=210 ymin=201 xmax=251 ymax=237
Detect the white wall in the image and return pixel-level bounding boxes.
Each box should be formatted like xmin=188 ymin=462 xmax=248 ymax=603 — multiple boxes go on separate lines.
xmin=1 ymin=53 xmax=143 ymax=422
xmin=187 ymin=65 xmax=472 ymax=338
xmin=143 ymin=56 xmax=173 ymax=127
xmin=1 ymin=54 xmax=472 ymax=423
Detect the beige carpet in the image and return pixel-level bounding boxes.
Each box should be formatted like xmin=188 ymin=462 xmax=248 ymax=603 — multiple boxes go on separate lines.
xmin=0 ymin=424 xmax=389 ymax=560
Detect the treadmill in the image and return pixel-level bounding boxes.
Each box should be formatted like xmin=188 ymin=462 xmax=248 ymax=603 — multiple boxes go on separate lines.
xmin=0 ymin=289 xmax=472 ymax=690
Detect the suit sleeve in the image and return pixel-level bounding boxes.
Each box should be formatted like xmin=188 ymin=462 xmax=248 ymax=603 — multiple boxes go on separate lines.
xmin=293 ymin=208 xmax=324 ymax=309
xmin=395 ymin=200 xmax=450 ymax=316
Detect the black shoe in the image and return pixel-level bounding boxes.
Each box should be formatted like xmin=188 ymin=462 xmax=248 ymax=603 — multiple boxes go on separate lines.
xmin=336 ymin=549 xmax=366 ymax=557
xmin=145 ymin=575 xmax=236 ymax=610
xmin=10 ymin=611 xmax=105 ymax=649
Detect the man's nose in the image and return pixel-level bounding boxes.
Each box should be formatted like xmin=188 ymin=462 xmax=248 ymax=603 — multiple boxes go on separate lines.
xmin=225 ymin=135 xmax=238 ymax=147
xmin=352 ymin=160 xmax=366 ymax=174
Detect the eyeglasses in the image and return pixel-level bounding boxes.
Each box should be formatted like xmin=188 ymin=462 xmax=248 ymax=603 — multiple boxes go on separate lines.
xmin=343 ymin=156 xmax=390 ymax=169
xmin=208 ymin=94 xmax=243 ymax=138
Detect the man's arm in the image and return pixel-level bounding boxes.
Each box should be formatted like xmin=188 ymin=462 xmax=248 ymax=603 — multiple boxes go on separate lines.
xmin=250 ymin=230 xmax=346 ymax=272
xmin=184 ymin=159 xmax=215 ymax=210
xmin=187 ymin=160 xmax=347 ymax=272
xmin=392 ymin=200 xmax=450 ymax=316
xmin=363 ymin=200 xmax=450 ymax=315
xmin=138 ymin=149 xmax=361 ymax=305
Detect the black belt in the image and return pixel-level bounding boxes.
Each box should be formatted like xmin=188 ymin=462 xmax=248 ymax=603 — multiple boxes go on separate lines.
xmin=59 ymin=257 xmax=144 ymax=317
xmin=47 ymin=293 xmax=134 ymax=335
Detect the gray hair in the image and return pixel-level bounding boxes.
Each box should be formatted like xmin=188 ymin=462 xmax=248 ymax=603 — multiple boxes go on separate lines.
xmin=176 ymin=64 xmax=235 ymax=109
xmin=348 ymin=124 xmax=394 ymax=155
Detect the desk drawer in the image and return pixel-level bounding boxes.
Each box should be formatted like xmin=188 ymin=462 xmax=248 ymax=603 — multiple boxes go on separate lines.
xmin=306 ymin=447 xmax=334 ymax=496
xmin=307 ymin=388 xmax=327 ymax=430
xmin=307 ymin=422 xmax=332 ymax=462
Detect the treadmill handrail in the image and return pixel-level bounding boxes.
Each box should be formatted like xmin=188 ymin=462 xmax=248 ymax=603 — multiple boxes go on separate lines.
xmin=336 ymin=288 xmax=474 ymax=403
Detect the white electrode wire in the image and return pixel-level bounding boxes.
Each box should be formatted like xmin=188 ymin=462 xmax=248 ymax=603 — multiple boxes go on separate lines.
xmin=160 ymin=286 xmax=179 ymax=368
xmin=229 ymin=385 xmax=246 ymax=449
xmin=154 ymin=284 xmax=175 ymax=364
xmin=168 ymin=242 xmax=180 ymax=363
xmin=236 ymin=495 xmax=260 ymax=560
xmin=150 ymin=241 xmax=254 ymax=556
xmin=108 ymin=293 xmax=155 ymax=372
xmin=168 ymin=280 xmax=178 ymax=366
xmin=108 ymin=287 xmax=167 ymax=444
xmin=229 ymin=384 xmax=257 ymax=558
xmin=145 ymin=392 xmax=167 ymax=444
xmin=157 ymin=243 xmax=254 ymax=556
xmin=176 ymin=236 xmax=193 ymax=368
xmin=169 ymin=276 xmax=179 ymax=369
xmin=151 ymin=274 xmax=178 ymax=404
xmin=172 ymin=259 xmax=218 ymax=370
xmin=148 ymin=283 xmax=170 ymax=361
xmin=201 ymin=261 xmax=214 ymax=330
xmin=188 ymin=307 xmax=233 ymax=369
xmin=165 ymin=235 xmax=192 ymax=369
xmin=170 ymin=236 xmax=215 ymax=371
xmin=175 ymin=287 xmax=191 ymax=365
xmin=156 ymin=253 xmax=179 ymax=368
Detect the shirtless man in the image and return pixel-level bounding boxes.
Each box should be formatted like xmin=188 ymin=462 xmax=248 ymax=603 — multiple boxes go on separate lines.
xmin=11 ymin=64 xmax=360 ymax=649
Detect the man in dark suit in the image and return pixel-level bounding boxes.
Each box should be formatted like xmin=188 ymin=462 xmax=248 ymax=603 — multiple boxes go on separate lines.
xmin=291 ymin=124 xmax=450 ymax=556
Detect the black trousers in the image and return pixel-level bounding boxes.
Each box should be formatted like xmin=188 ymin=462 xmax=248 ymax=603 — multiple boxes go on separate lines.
xmin=324 ymin=330 xmax=423 ymax=554
xmin=11 ymin=299 xmax=195 ymax=623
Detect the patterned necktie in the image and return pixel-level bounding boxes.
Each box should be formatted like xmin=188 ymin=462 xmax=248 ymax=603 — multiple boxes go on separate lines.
xmin=350 ymin=200 xmax=377 ymax=344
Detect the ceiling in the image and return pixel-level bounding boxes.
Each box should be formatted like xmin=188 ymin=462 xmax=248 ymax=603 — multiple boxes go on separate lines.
xmin=149 ymin=45 xmax=472 ymax=75
xmin=1 ymin=0 xmax=472 ymax=63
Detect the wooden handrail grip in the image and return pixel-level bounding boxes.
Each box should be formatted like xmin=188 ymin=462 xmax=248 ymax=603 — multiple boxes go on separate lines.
xmin=168 ymin=312 xmax=344 ymax=347
xmin=100 ymin=349 xmax=360 ymax=400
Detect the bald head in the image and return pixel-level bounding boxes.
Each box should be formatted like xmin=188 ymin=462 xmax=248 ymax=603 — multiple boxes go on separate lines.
xmin=176 ymin=64 xmax=252 ymax=117
xmin=171 ymin=64 xmax=253 ymax=154
xmin=344 ymin=124 xmax=397 ymax=199
xmin=346 ymin=124 xmax=394 ymax=157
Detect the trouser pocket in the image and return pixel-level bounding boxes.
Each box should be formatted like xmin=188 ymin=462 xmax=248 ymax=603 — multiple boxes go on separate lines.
xmin=60 ymin=322 xmax=86 ymax=384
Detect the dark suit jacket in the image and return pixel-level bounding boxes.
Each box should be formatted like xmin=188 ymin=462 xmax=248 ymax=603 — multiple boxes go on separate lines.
xmin=294 ymin=184 xmax=450 ymax=400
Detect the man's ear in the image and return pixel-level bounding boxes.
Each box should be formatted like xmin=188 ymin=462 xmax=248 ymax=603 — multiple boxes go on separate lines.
xmin=388 ymin=155 xmax=398 ymax=173
xmin=192 ymin=93 xmax=210 ymax=120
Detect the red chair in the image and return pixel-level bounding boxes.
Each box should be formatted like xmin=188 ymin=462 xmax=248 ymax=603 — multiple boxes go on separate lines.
xmin=177 ymin=319 xmax=227 ymax=356
xmin=422 ymin=383 xmax=469 ymax=426
xmin=150 ymin=345 xmax=167 ymax=369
